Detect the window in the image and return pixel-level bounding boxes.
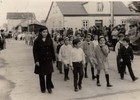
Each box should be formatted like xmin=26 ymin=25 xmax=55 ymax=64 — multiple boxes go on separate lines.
xmin=97 ymin=2 xmax=104 ymax=12
xmin=82 ymin=20 xmax=89 ymax=29
xmin=121 ymin=19 xmax=126 ymax=24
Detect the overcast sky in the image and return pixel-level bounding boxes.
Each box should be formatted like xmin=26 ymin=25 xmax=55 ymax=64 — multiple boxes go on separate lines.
xmin=0 ymin=0 xmax=130 ymax=27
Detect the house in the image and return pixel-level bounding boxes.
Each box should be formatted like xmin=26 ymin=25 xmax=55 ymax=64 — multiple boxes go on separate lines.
xmin=45 ymin=1 xmax=140 ymax=32
xmin=7 ymin=12 xmax=36 ymax=32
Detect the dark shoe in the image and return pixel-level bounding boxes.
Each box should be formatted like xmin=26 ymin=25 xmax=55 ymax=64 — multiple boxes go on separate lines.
xmin=78 ymin=85 xmax=82 ymax=90
xmin=133 ymin=77 xmax=138 ymax=81
xmin=41 ymin=90 xmax=46 ymax=93
xmin=64 ymin=77 xmax=67 ymax=81
xmin=107 ymin=84 xmax=113 ymax=87
xmin=67 ymin=77 xmax=70 ymax=80
xmin=92 ymin=75 xmax=96 ymax=80
xmin=48 ymin=89 xmax=52 ymax=94
xmin=97 ymin=83 xmax=101 ymax=87
xmin=121 ymin=77 xmax=124 ymax=80
xmin=74 ymin=88 xmax=78 ymax=92
xmin=85 ymin=74 xmax=88 ymax=78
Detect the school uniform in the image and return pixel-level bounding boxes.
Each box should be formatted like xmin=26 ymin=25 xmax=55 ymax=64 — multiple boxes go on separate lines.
xmin=70 ymin=47 xmax=85 ymax=91
xmin=118 ymin=45 xmax=137 ymax=81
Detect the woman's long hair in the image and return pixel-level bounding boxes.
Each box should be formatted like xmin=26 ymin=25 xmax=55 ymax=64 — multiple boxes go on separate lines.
xmin=37 ymin=27 xmax=51 ymax=40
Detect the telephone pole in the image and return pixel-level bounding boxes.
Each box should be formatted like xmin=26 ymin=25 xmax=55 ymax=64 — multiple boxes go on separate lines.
xmin=110 ymin=1 xmax=114 ymax=30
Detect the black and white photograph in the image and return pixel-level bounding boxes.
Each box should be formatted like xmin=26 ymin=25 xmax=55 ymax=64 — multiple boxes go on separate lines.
xmin=0 ymin=0 xmax=140 ymax=100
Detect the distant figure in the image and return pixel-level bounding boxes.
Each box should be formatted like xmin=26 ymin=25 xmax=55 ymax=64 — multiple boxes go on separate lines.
xmin=0 ymin=30 xmax=6 ymax=50
xmin=33 ymin=27 xmax=56 ymax=93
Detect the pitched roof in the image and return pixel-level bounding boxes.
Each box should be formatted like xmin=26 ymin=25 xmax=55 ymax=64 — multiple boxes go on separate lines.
xmin=7 ymin=12 xmax=36 ymax=19
xmin=57 ymin=2 xmax=88 ymax=15
xmin=113 ymin=2 xmax=138 ymax=15
xmin=56 ymin=1 xmax=139 ymax=16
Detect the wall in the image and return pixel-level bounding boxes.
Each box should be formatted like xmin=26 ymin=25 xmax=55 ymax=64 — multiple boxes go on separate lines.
xmin=83 ymin=2 xmax=111 ymax=14
xmin=46 ymin=2 xmax=64 ymax=32
xmin=7 ymin=19 xmax=24 ymax=31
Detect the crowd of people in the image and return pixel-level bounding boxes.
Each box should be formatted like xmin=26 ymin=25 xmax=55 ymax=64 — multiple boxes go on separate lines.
xmin=32 ymin=24 xmax=139 ymax=94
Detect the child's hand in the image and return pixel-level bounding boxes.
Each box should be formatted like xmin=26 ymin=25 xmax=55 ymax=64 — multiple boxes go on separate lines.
xmin=120 ymin=59 xmax=123 ymax=62
xmin=70 ymin=65 xmax=73 ymax=70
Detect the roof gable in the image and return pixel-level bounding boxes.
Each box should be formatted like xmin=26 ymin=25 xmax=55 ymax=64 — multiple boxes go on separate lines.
xmin=7 ymin=12 xmax=36 ymax=19
xmin=57 ymin=2 xmax=88 ymax=15
xmin=113 ymin=2 xmax=137 ymax=15
xmin=55 ymin=1 xmax=139 ymax=16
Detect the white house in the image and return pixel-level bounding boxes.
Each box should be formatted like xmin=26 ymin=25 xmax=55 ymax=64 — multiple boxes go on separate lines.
xmin=7 ymin=12 xmax=36 ymax=32
xmin=45 ymin=1 xmax=140 ymax=32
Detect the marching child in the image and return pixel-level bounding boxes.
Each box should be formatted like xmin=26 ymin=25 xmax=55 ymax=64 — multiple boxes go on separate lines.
xmin=59 ymin=37 xmax=72 ymax=81
xmin=119 ymin=37 xmax=138 ymax=81
xmin=82 ymin=33 xmax=97 ymax=79
xmin=70 ymin=38 xmax=85 ymax=92
xmin=56 ymin=38 xmax=64 ymax=74
xmin=94 ymin=36 xmax=112 ymax=87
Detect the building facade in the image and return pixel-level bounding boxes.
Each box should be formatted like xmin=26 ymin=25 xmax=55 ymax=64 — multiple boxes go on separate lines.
xmin=46 ymin=1 xmax=140 ymax=32
xmin=7 ymin=12 xmax=36 ymax=32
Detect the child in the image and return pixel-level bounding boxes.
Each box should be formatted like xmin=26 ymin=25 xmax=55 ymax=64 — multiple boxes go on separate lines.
xmin=119 ymin=37 xmax=138 ymax=81
xmin=82 ymin=33 xmax=97 ymax=79
xmin=94 ymin=36 xmax=112 ymax=87
xmin=56 ymin=38 xmax=64 ymax=74
xmin=115 ymin=33 xmax=125 ymax=73
xmin=70 ymin=38 xmax=85 ymax=92
xmin=59 ymin=37 xmax=72 ymax=81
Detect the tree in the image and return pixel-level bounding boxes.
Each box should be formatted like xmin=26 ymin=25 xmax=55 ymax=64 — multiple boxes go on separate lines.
xmin=128 ymin=1 xmax=140 ymax=12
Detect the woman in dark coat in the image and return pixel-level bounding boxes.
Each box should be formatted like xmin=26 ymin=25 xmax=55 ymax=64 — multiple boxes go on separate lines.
xmin=33 ymin=27 xmax=56 ymax=93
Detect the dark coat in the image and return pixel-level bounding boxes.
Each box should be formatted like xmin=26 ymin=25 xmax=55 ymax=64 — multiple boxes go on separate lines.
xmin=118 ymin=46 xmax=134 ymax=61
xmin=0 ymin=34 xmax=6 ymax=50
xmin=33 ymin=35 xmax=56 ymax=75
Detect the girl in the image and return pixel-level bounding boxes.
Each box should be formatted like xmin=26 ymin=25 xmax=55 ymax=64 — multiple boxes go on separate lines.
xmin=95 ymin=36 xmax=112 ymax=87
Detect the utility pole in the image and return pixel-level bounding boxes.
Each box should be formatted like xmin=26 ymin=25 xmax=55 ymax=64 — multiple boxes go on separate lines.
xmin=110 ymin=1 xmax=114 ymax=30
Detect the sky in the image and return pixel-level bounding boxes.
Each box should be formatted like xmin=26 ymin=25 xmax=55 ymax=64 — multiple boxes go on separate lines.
xmin=0 ymin=0 xmax=131 ymax=27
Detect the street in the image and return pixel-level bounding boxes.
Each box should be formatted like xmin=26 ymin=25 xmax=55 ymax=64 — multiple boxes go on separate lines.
xmin=0 ymin=39 xmax=140 ymax=100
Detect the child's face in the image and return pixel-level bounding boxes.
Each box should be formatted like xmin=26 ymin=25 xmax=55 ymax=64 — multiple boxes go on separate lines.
xmin=123 ymin=41 xmax=128 ymax=46
xmin=94 ymin=35 xmax=98 ymax=40
xmin=99 ymin=38 xmax=105 ymax=45
xmin=64 ymin=39 xmax=69 ymax=45
xmin=75 ymin=42 xmax=81 ymax=48
xmin=60 ymin=41 xmax=64 ymax=45
xmin=86 ymin=35 xmax=91 ymax=42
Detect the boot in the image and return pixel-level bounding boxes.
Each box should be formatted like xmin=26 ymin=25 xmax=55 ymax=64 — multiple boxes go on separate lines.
xmin=96 ymin=74 xmax=101 ymax=86
xmin=91 ymin=67 xmax=96 ymax=80
xmin=66 ymin=68 xmax=69 ymax=80
xmin=84 ymin=66 xmax=88 ymax=78
xmin=64 ymin=69 xmax=67 ymax=81
xmin=105 ymin=74 xmax=112 ymax=87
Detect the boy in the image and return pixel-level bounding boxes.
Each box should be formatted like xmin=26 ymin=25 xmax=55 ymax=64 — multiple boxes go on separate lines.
xmin=82 ymin=33 xmax=96 ymax=79
xmin=115 ymin=33 xmax=125 ymax=73
xmin=59 ymin=37 xmax=72 ymax=81
xmin=70 ymin=38 xmax=85 ymax=92
xmin=56 ymin=38 xmax=64 ymax=74
xmin=119 ymin=37 xmax=138 ymax=81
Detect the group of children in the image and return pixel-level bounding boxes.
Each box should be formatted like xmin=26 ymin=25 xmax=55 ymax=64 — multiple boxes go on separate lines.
xmin=54 ymin=32 xmax=138 ymax=92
